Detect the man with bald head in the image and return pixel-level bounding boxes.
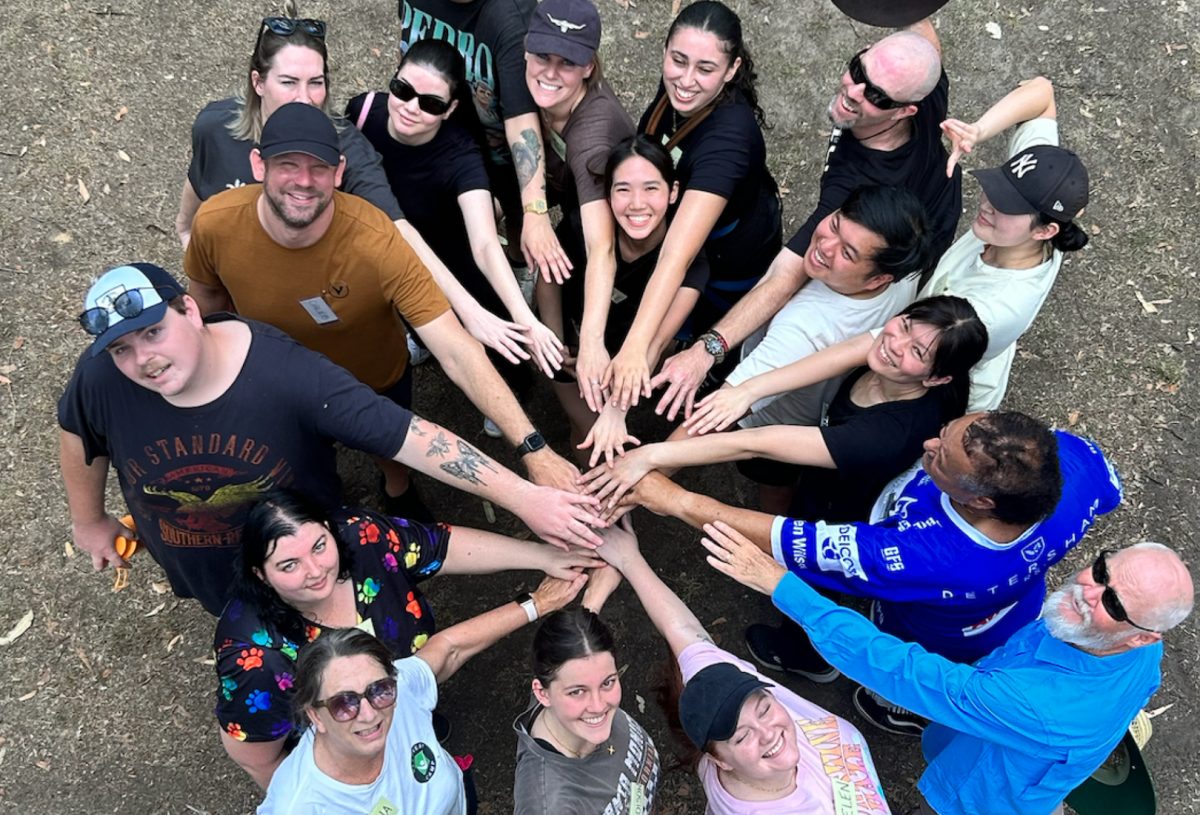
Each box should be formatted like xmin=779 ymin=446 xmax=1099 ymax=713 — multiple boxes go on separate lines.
xmin=720 ymin=534 xmax=1194 ymax=815
xmin=654 ymin=16 xmax=962 ymax=421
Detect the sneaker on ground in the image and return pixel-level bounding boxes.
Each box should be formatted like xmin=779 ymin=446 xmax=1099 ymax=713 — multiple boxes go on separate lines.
xmin=407 ymin=334 xmax=431 ymax=366
xmin=483 ymin=417 xmax=503 ymax=438
xmin=744 ymin=623 xmax=840 ymax=684
xmin=852 ymin=685 xmax=928 ymax=737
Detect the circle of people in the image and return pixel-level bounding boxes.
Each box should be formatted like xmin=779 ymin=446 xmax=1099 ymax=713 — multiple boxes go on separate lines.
xmin=58 ymin=1 xmax=1194 ymax=814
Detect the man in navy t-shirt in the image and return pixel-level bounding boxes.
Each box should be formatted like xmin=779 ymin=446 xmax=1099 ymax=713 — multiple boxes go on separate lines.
xmin=621 ymin=411 xmax=1122 ymax=735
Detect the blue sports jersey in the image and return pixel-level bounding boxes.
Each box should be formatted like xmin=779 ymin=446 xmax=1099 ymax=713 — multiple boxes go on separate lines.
xmin=771 ymin=431 xmax=1122 ymax=662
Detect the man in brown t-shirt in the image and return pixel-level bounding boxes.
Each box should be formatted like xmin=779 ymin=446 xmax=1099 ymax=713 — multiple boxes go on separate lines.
xmin=186 ymin=102 xmax=579 ymax=505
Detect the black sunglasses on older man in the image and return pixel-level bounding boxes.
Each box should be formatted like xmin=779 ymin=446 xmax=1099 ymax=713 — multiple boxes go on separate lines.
xmin=847 ymin=49 xmax=913 ymax=110
xmin=1093 ymin=550 xmax=1158 ymax=633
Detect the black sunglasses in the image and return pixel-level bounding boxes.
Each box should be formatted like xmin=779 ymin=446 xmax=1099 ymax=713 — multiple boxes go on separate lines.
xmin=78 ymin=288 xmax=168 ymax=336
xmin=1093 ymin=550 xmax=1157 ymax=633
xmin=847 ymin=49 xmax=911 ymax=110
xmin=389 ymin=77 xmax=453 ymax=116
xmin=313 ymin=676 xmax=398 ymax=722
xmin=260 ymin=16 xmax=327 ymax=39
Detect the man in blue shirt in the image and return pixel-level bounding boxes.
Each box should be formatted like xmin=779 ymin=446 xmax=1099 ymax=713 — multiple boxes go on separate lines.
xmin=701 ymin=526 xmax=1193 ymax=815
xmin=622 ymin=411 xmax=1122 ymax=734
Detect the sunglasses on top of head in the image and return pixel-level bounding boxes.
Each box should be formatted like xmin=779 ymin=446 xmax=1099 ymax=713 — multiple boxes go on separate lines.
xmin=847 ymin=49 xmax=912 ymax=110
xmin=313 ymin=676 xmax=399 ymax=722
xmin=259 ymin=16 xmax=327 ymax=40
xmin=389 ymin=77 xmax=453 ymax=116
xmin=1092 ymin=550 xmax=1158 ymax=633
xmin=78 ymin=287 xmax=171 ymax=336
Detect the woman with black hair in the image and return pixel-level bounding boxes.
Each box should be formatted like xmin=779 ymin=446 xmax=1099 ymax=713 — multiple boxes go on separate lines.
xmin=922 ymin=75 xmax=1089 ymax=410
xmin=512 ymin=603 xmax=660 ymax=814
xmin=606 ymin=0 xmax=782 ymax=411
xmin=583 ymin=295 xmax=988 ymax=525
xmin=212 ymin=489 xmax=600 ymax=788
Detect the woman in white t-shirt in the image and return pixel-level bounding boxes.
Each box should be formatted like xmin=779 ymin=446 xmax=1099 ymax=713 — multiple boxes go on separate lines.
xmin=594 ymin=519 xmax=891 ymax=815
xmin=258 ymin=574 xmax=586 ymax=815
xmin=921 ymin=76 xmax=1090 ymax=411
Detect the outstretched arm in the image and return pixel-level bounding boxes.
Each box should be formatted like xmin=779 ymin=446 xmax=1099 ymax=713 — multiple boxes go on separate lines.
xmin=942 ymin=76 xmax=1056 ymax=176
xmin=507 ymin=112 xmax=573 ymax=283
xmin=416 ymin=572 xmax=587 ymax=682
xmin=594 ymin=518 xmax=711 ymax=659
xmin=622 ymin=471 xmax=776 ymax=553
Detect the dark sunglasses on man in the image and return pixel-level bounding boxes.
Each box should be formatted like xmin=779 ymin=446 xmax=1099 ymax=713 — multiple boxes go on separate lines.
xmin=1093 ymin=550 xmax=1158 ymax=633
xmin=388 ymin=77 xmax=453 ymax=116
xmin=78 ymin=287 xmax=171 ymax=336
xmin=847 ymin=48 xmax=914 ymax=110
xmin=259 ymin=16 xmax=327 ymax=40
xmin=313 ymin=676 xmax=399 ymax=722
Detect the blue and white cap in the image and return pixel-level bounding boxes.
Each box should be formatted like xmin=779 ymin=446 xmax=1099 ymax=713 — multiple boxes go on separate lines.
xmin=80 ymin=262 xmax=185 ymax=357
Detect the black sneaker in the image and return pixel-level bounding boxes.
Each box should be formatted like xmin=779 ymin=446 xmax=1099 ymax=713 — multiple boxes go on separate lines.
xmin=744 ymin=623 xmax=840 ymax=683
xmin=381 ymin=480 xmax=436 ymax=524
xmin=852 ymin=685 xmax=927 ymax=737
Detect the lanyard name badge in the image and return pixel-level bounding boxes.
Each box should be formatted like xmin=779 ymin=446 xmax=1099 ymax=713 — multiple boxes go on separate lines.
xmin=299 ymin=295 xmax=339 ymax=325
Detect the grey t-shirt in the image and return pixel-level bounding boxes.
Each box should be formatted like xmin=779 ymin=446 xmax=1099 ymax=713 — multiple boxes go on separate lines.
xmin=186 ymin=97 xmax=404 ymax=219
xmin=513 ymin=699 xmax=659 ymax=815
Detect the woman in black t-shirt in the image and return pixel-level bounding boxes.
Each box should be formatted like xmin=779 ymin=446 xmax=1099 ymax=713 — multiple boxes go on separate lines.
xmin=346 ymin=40 xmax=564 ymax=378
xmin=582 ymin=296 xmax=988 ymax=519
xmin=568 ymin=137 xmax=710 ymax=467
xmin=213 ymin=489 xmax=599 ymax=789
xmin=606 ymin=1 xmax=782 ymax=412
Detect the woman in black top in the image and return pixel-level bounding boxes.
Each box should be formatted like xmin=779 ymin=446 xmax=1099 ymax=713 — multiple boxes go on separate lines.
xmin=346 ymin=40 xmax=563 ymax=378
xmin=607 ymin=1 xmax=782 ymax=411
xmin=582 ymin=295 xmax=988 ymax=521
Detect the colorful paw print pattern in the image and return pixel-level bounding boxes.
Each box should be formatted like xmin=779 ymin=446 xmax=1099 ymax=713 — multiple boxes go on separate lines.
xmin=213 ymin=507 xmax=449 ymax=743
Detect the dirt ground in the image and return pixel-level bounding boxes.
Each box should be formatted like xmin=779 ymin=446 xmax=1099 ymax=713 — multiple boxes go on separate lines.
xmin=0 ymin=0 xmax=1197 ymax=813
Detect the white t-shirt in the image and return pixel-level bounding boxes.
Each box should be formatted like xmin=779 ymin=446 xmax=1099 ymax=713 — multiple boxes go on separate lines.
xmin=679 ymin=642 xmax=891 ymax=815
xmin=918 ymin=118 xmax=1063 ymax=411
xmin=728 ymin=277 xmax=918 ymax=427
xmin=258 ymin=656 xmax=465 ymax=815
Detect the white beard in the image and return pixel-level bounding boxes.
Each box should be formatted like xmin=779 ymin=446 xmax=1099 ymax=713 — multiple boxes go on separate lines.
xmin=1041 ymin=584 xmax=1130 ymax=652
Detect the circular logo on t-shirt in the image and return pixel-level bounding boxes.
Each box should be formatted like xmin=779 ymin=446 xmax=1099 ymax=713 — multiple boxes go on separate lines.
xmin=328 ymin=280 xmax=350 ymax=298
xmin=411 ymin=742 xmax=437 ymax=783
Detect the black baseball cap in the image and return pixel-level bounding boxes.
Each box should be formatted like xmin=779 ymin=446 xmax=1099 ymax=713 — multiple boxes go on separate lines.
xmin=971 ymin=144 xmax=1089 ymax=220
xmin=680 ymin=663 xmax=772 ymax=749
xmin=258 ymin=102 xmax=341 ymax=166
xmin=832 ymin=0 xmax=951 ymax=27
xmin=525 ymin=0 xmax=601 ymax=66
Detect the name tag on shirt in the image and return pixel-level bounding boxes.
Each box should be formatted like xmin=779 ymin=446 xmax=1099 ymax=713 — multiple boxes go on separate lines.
xmin=611 ymin=288 xmax=628 ymax=304
xmin=355 ymin=618 xmax=376 ymax=637
xmin=299 ymin=296 xmax=339 ymax=325
xmin=629 ymin=782 xmax=648 ymax=815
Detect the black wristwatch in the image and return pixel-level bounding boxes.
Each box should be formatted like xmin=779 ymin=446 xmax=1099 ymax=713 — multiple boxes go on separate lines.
xmin=516 ymin=430 xmax=547 ymax=457
xmin=696 ymin=330 xmax=728 ymax=365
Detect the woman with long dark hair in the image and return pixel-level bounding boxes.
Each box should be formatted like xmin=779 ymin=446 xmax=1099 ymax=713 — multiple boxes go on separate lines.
xmin=605 ymin=0 xmax=782 ymax=411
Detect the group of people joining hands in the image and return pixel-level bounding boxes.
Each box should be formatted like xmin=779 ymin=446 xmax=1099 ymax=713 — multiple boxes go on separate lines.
xmin=57 ymin=0 xmax=1194 ymax=813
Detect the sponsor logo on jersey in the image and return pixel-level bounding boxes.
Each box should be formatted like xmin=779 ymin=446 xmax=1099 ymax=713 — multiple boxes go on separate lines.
xmin=1020 ymin=537 xmax=1045 ymax=563
xmin=816 ymin=523 xmax=867 ymax=580
xmin=962 ymin=601 xmax=1018 ymax=637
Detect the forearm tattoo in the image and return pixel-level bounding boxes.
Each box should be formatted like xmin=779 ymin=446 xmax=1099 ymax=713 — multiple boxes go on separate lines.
xmin=439 ymin=439 xmax=499 ymax=486
xmin=409 ymin=416 xmax=427 ymax=437
xmin=426 ymin=431 xmax=451 ymax=458
xmin=512 ymin=128 xmax=542 ymax=192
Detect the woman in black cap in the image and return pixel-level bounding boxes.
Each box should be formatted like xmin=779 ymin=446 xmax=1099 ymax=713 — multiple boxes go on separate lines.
xmin=594 ymin=519 xmax=890 ymax=815
xmin=520 ymin=0 xmax=638 ymax=437
xmin=606 ymin=0 xmax=782 ymax=412
xmin=920 ymin=75 xmax=1089 ymax=411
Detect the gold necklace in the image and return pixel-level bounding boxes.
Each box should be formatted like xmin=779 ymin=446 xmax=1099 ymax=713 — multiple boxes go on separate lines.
xmin=541 ymin=710 xmax=595 ymax=759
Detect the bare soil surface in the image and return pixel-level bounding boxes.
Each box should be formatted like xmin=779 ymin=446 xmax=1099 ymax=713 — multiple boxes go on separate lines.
xmin=0 ymin=1 xmax=1196 ymax=813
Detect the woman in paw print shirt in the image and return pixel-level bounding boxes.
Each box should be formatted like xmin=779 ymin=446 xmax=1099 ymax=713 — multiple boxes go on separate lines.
xmin=213 ymin=489 xmax=600 ymax=788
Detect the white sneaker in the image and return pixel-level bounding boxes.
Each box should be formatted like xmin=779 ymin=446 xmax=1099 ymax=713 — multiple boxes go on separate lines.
xmin=407 ymin=334 xmax=431 ymax=366
xmin=483 ymin=418 xmax=503 ymax=438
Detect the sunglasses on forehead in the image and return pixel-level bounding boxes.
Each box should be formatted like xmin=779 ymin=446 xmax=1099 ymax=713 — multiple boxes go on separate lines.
xmin=389 ymin=77 xmax=453 ymax=116
xmin=847 ymin=49 xmax=912 ymax=110
xmin=259 ymin=16 xmax=327 ymax=40
xmin=77 ymin=287 xmax=170 ymax=336
xmin=313 ymin=676 xmax=399 ymax=722
xmin=1093 ymin=550 xmax=1158 ymax=633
